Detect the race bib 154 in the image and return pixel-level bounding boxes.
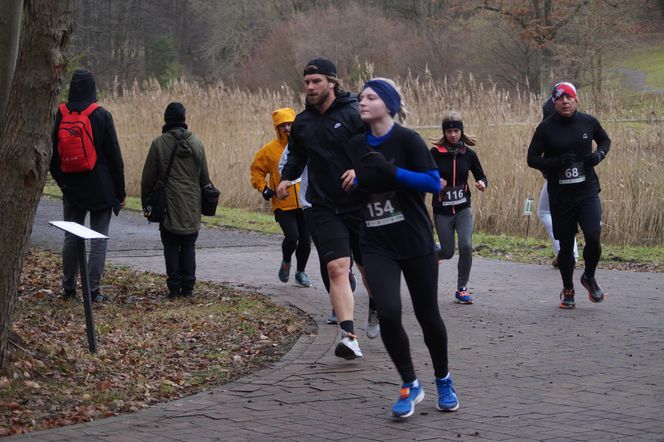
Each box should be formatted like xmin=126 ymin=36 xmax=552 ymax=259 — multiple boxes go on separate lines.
xmin=364 ymin=192 xmax=405 ymax=227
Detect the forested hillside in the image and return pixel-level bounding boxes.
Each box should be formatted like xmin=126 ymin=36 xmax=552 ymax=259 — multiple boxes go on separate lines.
xmin=69 ymin=0 xmax=664 ymax=92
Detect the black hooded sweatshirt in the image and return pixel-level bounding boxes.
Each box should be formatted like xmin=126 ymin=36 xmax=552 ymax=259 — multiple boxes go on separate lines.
xmin=50 ymin=69 xmax=126 ymax=211
xmin=280 ymin=91 xmax=365 ymax=213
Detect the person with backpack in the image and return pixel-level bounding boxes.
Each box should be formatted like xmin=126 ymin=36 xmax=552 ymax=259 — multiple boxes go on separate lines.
xmin=141 ymin=102 xmax=211 ymax=299
xmin=431 ymin=112 xmax=487 ymax=305
xmin=250 ymin=108 xmax=312 ymax=287
xmin=50 ymin=69 xmax=126 ymax=303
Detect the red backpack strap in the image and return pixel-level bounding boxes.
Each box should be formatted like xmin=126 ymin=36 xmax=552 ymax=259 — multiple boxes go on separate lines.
xmin=58 ymin=103 xmax=69 ymax=115
xmin=81 ymin=103 xmax=100 ymax=117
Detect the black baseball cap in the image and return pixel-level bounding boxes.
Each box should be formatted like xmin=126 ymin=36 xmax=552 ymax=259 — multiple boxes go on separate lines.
xmin=303 ymin=58 xmax=337 ymax=77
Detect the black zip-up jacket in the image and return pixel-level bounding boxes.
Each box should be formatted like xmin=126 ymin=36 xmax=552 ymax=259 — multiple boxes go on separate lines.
xmin=430 ymin=143 xmax=487 ymax=216
xmin=527 ymin=110 xmax=610 ymax=200
xmin=281 ymin=92 xmax=365 ymax=213
xmin=50 ymin=70 xmax=126 ymax=212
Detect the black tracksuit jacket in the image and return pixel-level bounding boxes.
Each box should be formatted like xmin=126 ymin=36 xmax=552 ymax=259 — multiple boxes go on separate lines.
xmin=281 ymin=92 xmax=365 ymax=213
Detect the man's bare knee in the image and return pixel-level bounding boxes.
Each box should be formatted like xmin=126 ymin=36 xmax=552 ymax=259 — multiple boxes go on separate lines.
xmin=327 ymin=257 xmax=350 ymax=280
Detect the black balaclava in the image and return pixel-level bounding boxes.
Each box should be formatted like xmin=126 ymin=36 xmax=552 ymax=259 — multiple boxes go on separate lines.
xmin=162 ymin=101 xmax=188 ymax=133
xmin=67 ymin=69 xmax=97 ymax=104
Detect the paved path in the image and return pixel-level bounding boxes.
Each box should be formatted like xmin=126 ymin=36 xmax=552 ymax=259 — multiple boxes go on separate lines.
xmin=18 ymin=197 xmax=664 ymax=441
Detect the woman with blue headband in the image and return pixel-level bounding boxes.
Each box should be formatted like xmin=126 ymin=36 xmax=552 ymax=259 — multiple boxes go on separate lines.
xmin=344 ymin=77 xmax=460 ymax=419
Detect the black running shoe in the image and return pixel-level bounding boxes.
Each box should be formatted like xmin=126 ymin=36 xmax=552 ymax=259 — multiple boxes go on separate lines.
xmin=91 ymin=290 xmax=108 ymax=303
xmin=559 ymin=288 xmax=576 ymax=309
xmin=581 ymin=274 xmax=605 ymax=303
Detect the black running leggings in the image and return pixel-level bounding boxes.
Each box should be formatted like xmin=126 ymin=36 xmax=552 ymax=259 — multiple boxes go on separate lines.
xmin=363 ymin=252 xmax=449 ymax=383
xmin=275 ymin=209 xmax=311 ymax=272
xmin=555 ymin=194 xmax=602 ymax=289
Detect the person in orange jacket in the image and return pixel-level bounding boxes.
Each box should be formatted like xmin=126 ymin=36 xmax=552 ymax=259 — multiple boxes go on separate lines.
xmin=251 ymin=108 xmax=312 ymax=286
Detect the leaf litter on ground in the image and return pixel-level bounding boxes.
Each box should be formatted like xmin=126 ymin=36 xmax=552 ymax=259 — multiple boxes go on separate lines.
xmin=0 ymin=248 xmax=306 ymax=436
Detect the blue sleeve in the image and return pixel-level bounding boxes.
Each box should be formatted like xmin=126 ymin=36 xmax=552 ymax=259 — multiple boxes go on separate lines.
xmin=394 ymin=168 xmax=441 ymax=193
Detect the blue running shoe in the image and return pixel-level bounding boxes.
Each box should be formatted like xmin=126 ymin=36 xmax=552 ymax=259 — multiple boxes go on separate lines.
xmin=295 ymin=271 xmax=312 ymax=287
xmin=392 ymin=381 xmax=425 ymax=419
xmin=454 ymin=287 xmax=474 ymax=304
xmin=278 ymin=261 xmax=291 ymax=283
xmin=435 ymin=375 xmax=459 ymax=412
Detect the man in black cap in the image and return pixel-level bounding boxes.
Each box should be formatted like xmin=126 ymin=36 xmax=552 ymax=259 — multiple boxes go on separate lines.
xmin=141 ymin=102 xmax=211 ymax=299
xmin=278 ymin=58 xmax=376 ymax=360
xmin=50 ymin=69 xmax=126 ymax=302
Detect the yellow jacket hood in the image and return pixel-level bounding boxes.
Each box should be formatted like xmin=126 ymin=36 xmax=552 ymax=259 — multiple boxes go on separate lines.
xmin=272 ymin=107 xmax=295 ymax=145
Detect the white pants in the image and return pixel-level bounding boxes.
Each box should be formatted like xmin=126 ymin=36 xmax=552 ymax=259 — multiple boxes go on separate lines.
xmin=537 ymin=181 xmax=578 ymax=257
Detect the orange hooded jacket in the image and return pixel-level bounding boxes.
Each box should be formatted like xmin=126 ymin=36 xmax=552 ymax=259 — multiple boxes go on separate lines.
xmin=250 ymin=108 xmax=301 ymax=212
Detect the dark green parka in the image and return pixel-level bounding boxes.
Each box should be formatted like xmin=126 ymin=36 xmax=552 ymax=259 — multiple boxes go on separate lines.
xmin=141 ymin=127 xmax=210 ymax=234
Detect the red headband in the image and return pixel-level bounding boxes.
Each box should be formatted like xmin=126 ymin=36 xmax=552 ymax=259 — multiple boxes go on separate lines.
xmin=553 ymin=83 xmax=577 ymax=101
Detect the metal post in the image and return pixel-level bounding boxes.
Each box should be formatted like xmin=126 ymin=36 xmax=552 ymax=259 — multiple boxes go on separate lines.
xmin=76 ymin=238 xmax=97 ymax=353
xmin=525 ymin=215 xmax=531 ymax=240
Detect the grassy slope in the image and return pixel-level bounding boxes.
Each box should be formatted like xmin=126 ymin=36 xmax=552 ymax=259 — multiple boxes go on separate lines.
xmin=42 ymin=183 xmax=663 ymax=272
xmin=616 ymin=44 xmax=664 ymax=89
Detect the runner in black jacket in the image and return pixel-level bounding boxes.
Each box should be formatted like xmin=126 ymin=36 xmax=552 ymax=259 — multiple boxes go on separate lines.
xmin=527 ymin=82 xmax=611 ymax=309
xmin=430 ymin=113 xmax=487 ymax=304
xmin=278 ymin=58 xmax=376 ymax=359
xmin=346 ymin=78 xmax=459 ymax=419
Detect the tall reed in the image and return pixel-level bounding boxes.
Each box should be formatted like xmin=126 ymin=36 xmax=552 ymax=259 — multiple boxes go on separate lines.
xmin=103 ymin=77 xmax=664 ymax=246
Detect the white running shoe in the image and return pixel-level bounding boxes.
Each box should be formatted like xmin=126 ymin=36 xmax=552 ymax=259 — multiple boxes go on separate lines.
xmin=365 ymin=308 xmax=380 ymax=339
xmin=334 ymin=330 xmax=363 ymax=360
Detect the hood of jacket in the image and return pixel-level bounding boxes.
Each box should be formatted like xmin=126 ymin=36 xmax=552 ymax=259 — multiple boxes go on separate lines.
xmin=67 ymin=69 xmax=97 ymax=104
xmin=165 ymin=128 xmax=195 ymax=159
xmin=272 ymin=107 xmax=295 ymax=145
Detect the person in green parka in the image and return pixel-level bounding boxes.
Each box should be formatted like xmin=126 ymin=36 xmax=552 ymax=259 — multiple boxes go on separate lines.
xmin=141 ymin=102 xmax=211 ymax=299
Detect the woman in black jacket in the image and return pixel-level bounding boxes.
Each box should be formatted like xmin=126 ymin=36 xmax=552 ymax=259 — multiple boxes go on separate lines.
xmin=430 ymin=112 xmax=487 ymax=305
xmin=346 ymin=78 xmax=459 ymax=419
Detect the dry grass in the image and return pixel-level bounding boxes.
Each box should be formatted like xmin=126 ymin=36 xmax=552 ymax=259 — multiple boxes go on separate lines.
xmin=102 ymin=77 xmax=664 ymax=246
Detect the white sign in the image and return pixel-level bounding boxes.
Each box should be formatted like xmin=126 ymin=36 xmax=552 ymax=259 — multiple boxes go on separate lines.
xmin=49 ymin=221 xmax=109 ymax=240
xmin=522 ymin=197 xmax=534 ymax=216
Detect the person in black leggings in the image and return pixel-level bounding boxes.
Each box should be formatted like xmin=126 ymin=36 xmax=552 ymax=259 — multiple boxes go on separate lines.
xmin=251 ymin=108 xmax=312 ymax=286
xmin=345 ymin=78 xmax=459 ymax=419
xmin=528 ymin=82 xmax=611 ymax=309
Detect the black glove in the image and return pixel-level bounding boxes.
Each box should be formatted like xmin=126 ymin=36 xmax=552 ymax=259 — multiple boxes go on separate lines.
xmin=361 ymin=151 xmax=397 ymax=178
xmin=583 ymin=151 xmax=604 ymax=167
xmin=262 ymin=187 xmax=275 ymax=201
xmin=560 ymin=152 xmax=577 ymax=168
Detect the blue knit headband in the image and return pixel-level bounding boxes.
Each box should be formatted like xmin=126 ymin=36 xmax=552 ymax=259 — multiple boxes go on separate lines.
xmin=362 ymin=80 xmax=401 ymax=117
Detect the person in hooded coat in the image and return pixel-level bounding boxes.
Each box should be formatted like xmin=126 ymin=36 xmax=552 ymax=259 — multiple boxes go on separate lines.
xmin=250 ymin=107 xmax=312 ymax=287
xmin=141 ymin=102 xmax=211 ymax=299
xmin=50 ymin=69 xmax=126 ymax=302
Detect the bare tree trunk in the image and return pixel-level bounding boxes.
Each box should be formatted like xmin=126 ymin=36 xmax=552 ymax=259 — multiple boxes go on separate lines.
xmin=0 ymin=0 xmax=72 ymax=368
xmin=0 ymin=0 xmax=24 ymax=118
